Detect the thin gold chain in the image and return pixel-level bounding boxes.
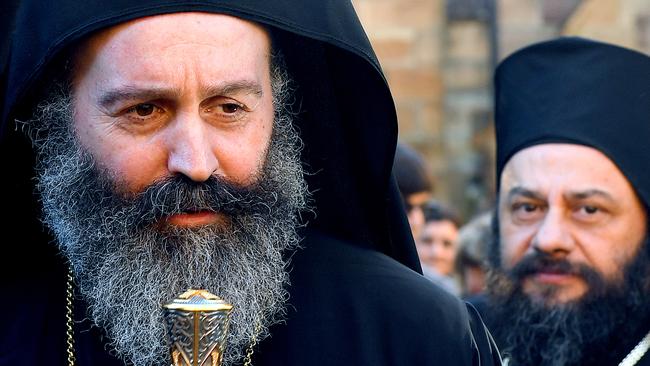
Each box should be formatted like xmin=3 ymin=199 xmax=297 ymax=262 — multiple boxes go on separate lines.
xmin=67 ymin=272 xmax=259 ymax=366
xmin=242 ymin=321 xmax=261 ymax=366
xmin=66 ymin=268 xmax=76 ymax=366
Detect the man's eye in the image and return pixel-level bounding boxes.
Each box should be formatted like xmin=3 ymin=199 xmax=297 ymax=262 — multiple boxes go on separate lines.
xmin=578 ymin=205 xmax=600 ymax=215
xmin=514 ymin=203 xmax=538 ymax=212
xmin=203 ymin=100 xmax=248 ymax=123
xmin=582 ymin=205 xmax=598 ymax=214
xmin=125 ymin=103 xmax=161 ymax=117
xmin=511 ymin=202 xmax=544 ymax=222
xmin=573 ymin=204 xmax=607 ymax=223
xmin=221 ymin=103 xmax=242 ymax=114
xmin=136 ymin=103 xmax=154 ymax=116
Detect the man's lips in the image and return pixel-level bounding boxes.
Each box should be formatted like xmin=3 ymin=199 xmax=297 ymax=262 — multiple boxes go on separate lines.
xmin=530 ymin=271 xmax=578 ymax=285
xmin=164 ymin=211 xmax=222 ymax=227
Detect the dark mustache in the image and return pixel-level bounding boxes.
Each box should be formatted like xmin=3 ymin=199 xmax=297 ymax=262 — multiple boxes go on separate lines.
xmin=510 ymin=253 xmax=602 ymax=286
xmin=130 ymin=175 xmax=276 ymax=225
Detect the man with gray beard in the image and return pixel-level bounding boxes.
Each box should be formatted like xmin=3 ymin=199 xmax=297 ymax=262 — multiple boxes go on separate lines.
xmin=478 ymin=37 xmax=650 ymax=366
xmin=29 ymin=57 xmax=305 ymax=366
xmin=1 ymin=1 xmax=503 ymax=366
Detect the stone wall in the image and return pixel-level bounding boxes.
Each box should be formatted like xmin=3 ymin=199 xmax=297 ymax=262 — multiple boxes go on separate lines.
xmin=354 ymin=0 xmax=494 ymax=218
xmin=354 ymin=0 xmax=650 ymax=219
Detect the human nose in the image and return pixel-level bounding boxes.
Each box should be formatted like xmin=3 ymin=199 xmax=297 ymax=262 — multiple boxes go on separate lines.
xmin=166 ymin=114 xmax=218 ymax=182
xmin=531 ymin=208 xmax=575 ymax=258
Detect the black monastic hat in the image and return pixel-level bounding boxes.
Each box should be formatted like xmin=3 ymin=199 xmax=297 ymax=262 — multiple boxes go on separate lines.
xmin=495 ymin=37 xmax=650 ymax=205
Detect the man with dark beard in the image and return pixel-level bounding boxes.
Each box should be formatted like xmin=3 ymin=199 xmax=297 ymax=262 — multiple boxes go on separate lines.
xmin=0 ymin=2 xmax=502 ymax=366
xmin=481 ymin=37 xmax=650 ymax=366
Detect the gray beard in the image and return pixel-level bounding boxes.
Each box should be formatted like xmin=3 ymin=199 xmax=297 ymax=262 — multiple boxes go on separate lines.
xmin=27 ymin=65 xmax=308 ymax=366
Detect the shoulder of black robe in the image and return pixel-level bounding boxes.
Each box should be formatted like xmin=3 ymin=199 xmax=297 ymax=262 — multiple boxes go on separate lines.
xmin=465 ymin=293 xmax=490 ymax=319
xmin=0 ymin=1 xmax=501 ymax=365
xmin=255 ymin=228 xmax=502 ymax=366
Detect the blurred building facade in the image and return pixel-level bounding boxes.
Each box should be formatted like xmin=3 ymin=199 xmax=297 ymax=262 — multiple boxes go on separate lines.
xmin=353 ymin=0 xmax=650 ymax=218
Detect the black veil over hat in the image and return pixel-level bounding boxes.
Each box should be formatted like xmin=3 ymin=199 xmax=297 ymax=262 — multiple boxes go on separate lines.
xmin=1 ymin=3 xmax=505 ymax=366
xmin=1 ymin=0 xmax=421 ymax=271
xmin=495 ymin=37 xmax=650 ymax=205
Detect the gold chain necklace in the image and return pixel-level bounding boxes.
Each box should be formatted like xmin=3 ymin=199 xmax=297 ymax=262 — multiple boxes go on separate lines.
xmin=242 ymin=321 xmax=261 ymax=366
xmin=65 ymin=270 xmax=259 ymax=366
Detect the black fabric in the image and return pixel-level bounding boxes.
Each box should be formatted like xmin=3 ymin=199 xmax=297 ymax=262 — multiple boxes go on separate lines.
xmin=2 ymin=230 xmax=502 ymax=366
xmin=495 ymin=37 xmax=650 ymax=205
xmin=1 ymin=1 xmax=501 ymax=365
xmin=253 ymin=229 xmax=500 ymax=366
xmin=0 ymin=0 xmax=19 ymax=126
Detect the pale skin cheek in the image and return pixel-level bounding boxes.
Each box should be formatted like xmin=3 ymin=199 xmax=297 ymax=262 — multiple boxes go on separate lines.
xmin=97 ymin=146 xmax=164 ymax=192
xmin=593 ymin=246 xmax=631 ymax=281
xmin=122 ymin=153 xmax=163 ymax=189
xmin=498 ymin=211 xmax=524 ymax=266
xmin=442 ymin=249 xmax=456 ymax=265
xmin=500 ymin=232 xmax=529 ymax=269
xmin=417 ymin=246 xmax=434 ymax=264
xmin=74 ymin=111 xmax=151 ymax=182
xmin=218 ymin=133 xmax=271 ymax=184
xmin=579 ymin=227 xmax=637 ymax=281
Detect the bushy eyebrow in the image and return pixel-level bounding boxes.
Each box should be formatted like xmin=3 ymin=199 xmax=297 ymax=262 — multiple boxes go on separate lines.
xmin=566 ymin=189 xmax=615 ymax=203
xmin=96 ymin=80 xmax=264 ymax=110
xmin=506 ymin=187 xmax=545 ymax=202
xmin=201 ymin=81 xmax=263 ymax=100
xmin=506 ymin=187 xmax=616 ymax=204
xmin=97 ymin=86 xmax=179 ymax=110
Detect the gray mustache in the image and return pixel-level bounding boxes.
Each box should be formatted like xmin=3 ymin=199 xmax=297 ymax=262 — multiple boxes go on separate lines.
xmin=129 ymin=174 xmax=280 ymax=226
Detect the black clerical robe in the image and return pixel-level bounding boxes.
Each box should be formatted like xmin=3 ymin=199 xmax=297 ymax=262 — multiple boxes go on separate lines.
xmin=1 ymin=1 xmax=502 ymax=365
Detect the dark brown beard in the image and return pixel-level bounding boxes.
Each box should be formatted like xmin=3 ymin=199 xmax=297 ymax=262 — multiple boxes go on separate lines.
xmin=485 ymin=238 xmax=650 ymax=366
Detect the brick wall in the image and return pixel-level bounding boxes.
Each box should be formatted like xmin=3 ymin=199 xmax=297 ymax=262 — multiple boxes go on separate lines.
xmin=354 ymin=0 xmax=650 ymax=220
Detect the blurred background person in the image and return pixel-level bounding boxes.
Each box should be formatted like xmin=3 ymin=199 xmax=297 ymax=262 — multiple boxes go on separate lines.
xmin=455 ymin=211 xmax=493 ymax=299
xmin=393 ymin=143 xmax=463 ymax=296
xmin=393 ymin=142 xmax=434 ymax=241
xmin=418 ymin=201 xmax=462 ymax=295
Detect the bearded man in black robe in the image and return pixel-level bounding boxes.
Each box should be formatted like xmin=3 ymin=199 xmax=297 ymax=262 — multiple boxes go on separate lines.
xmin=480 ymin=37 xmax=650 ymax=366
xmin=0 ymin=2 xmax=502 ymax=365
